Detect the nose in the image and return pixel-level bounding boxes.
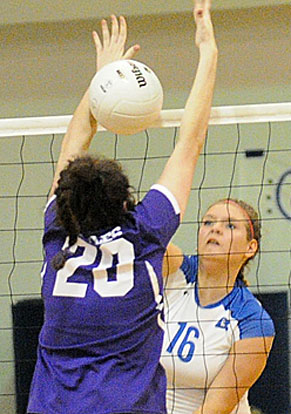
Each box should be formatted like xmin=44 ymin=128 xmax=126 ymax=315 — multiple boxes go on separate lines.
xmin=210 ymin=221 xmax=223 ymax=234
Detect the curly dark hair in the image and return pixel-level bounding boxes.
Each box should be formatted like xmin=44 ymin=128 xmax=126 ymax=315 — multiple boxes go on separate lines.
xmin=207 ymin=198 xmax=261 ymax=286
xmin=51 ymin=155 xmax=135 ymax=270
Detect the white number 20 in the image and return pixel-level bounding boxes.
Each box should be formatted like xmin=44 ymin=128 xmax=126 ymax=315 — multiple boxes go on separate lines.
xmin=52 ymin=237 xmax=134 ymax=298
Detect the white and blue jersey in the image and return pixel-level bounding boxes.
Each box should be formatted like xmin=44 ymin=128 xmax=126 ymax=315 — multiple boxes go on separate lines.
xmin=161 ymin=255 xmax=275 ymax=414
xmin=27 ymin=184 xmax=180 ymax=414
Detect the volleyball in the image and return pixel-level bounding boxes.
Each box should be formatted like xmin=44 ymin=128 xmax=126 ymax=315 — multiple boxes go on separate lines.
xmin=89 ymin=59 xmax=163 ymax=135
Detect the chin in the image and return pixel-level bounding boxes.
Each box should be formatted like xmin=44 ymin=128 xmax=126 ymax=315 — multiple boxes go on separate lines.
xmin=199 ymin=249 xmax=232 ymax=261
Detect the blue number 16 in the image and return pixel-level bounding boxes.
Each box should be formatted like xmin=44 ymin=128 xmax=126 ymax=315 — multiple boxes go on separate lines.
xmin=166 ymin=322 xmax=199 ymax=362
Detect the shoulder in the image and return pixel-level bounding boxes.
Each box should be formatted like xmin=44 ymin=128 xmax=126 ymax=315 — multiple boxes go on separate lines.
xmin=43 ymin=195 xmax=66 ymax=244
xmin=44 ymin=195 xmax=57 ymax=227
xmin=164 ymin=254 xmax=198 ymax=288
xmin=229 ymin=286 xmax=275 ymax=339
xmin=133 ymin=185 xmax=181 ymax=247
xmin=180 ymin=255 xmax=199 ymax=284
xmin=136 ymin=184 xmax=180 ymax=217
xmin=45 ymin=194 xmax=56 ymax=212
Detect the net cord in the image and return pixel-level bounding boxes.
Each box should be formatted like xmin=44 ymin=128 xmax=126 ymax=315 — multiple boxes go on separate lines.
xmin=0 ymin=102 xmax=290 ymax=137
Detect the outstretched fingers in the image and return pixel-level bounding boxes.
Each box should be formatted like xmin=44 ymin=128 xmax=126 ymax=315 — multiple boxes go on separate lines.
xmin=194 ymin=0 xmax=211 ymax=10
xmin=193 ymin=0 xmax=216 ymax=48
xmin=123 ymin=44 xmax=141 ymax=60
xmin=118 ymin=16 xmax=140 ymax=60
xmin=117 ymin=15 xmax=127 ymax=47
xmin=92 ymin=30 xmax=102 ymax=52
xmin=194 ymin=0 xmax=211 ymax=21
xmin=110 ymin=14 xmax=119 ymax=43
xmin=101 ymin=18 xmax=110 ymax=48
xmin=92 ymin=15 xmax=140 ymax=71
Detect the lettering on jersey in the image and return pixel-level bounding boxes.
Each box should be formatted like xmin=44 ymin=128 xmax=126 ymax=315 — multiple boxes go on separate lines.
xmin=166 ymin=322 xmax=199 ymax=362
xmin=215 ymin=317 xmax=230 ymax=331
xmin=89 ymin=226 xmax=123 ymax=246
xmin=53 ymin=237 xmax=134 ymax=298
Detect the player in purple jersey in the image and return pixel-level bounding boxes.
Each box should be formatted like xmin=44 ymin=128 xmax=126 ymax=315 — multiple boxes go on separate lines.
xmin=162 ymin=199 xmax=275 ymax=414
xmin=27 ymin=1 xmax=218 ymax=413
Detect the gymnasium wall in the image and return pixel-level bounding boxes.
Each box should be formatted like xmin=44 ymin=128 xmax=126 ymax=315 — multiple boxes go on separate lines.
xmin=1 ymin=6 xmax=290 ymax=118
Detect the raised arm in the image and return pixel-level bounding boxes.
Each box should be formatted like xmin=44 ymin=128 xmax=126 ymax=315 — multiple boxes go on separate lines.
xmin=157 ymin=0 xmax=217 ymax=219
xmin=49 ymin=15 xmax=140 ymax=198
xmin=194 ymin=336 xmax=274 ymax=414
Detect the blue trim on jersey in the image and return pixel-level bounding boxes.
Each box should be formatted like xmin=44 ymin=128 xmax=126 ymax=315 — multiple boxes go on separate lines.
xmin=225 ymin=289 xmax=275 ymax=339
xmin=180 ymin=255 xmax=275 ymax=339
xmin=180 ymin=255 xmax=198 ymax=284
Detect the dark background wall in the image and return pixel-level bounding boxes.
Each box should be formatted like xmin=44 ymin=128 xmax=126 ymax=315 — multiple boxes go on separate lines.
xmin=12 ymin=292 xmax=289 ymax=414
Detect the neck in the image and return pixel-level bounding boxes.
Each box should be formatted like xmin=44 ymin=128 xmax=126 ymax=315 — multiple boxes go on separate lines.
xmin=197 ymin=258 xmax=239 ymax=306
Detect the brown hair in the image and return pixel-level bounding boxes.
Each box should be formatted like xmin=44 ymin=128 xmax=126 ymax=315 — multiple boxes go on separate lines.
xmin=207 ymin=198 xmax=261 ymax=286
xmin=51 ymin=155 xmax=135 ymax=270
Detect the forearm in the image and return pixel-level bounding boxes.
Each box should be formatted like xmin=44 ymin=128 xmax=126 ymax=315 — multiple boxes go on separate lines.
xmin=194 ymin=384 xmax=247 ymax=414
xmin=49 ymin=88 xmax=97 ymax=197
xmin=193 ymin=337 xmax=274 ymax=414
xmin=49 ymin=15 xmax=139 ymax=198
xmin=179 ymin=43 xmax=218 ymax=153
xmin=158 ymin=44 xmax=217 ymax=217
xmin=180 ymin=0 xmax=218 ymax=153
xmin=62 ymin=89 xmax=97 ymax=155
xmin=157 ymin=0 xmax=218 ymax=219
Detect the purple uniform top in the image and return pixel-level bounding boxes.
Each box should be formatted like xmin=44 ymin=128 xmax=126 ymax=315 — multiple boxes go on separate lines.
xmin=27 ymin=184 xmax=180 ymax=414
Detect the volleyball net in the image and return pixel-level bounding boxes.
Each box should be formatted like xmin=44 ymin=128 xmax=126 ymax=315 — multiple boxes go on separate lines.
xmin=0 ymin=102 xmax=290 ymax=413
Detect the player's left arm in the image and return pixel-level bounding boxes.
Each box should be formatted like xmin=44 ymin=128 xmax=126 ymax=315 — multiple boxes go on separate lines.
xmin=49 ymin=15 xmax=140 ymax=198
xmin=193 ymin=336 xmax=274 ymax=414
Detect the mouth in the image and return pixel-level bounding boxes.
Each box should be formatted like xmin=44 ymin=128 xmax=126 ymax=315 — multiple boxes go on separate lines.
xmin=207 ymin=238 xmax=220 ymax=246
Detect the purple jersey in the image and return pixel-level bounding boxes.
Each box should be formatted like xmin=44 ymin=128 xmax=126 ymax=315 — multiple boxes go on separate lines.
xmin=27 ymin=185 xmax=180 ymax=414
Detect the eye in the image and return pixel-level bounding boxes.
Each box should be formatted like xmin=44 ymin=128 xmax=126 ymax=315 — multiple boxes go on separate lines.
xmin=227 ymin=222 xmax=236 ymax=230
xmin=203 ymin=220 xmax=213 ymax=226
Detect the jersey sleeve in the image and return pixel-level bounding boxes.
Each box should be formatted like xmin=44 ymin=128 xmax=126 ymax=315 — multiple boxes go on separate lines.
xmin=42 ymin=195 xmax=66 ymax=245
xmin=135 ymin=184 xmax=180 ymax=248
xmin=235 ymin=293 xmax=275 ymax=339
xmin=43 ymin=195 xmax=57 ymax=230
xmin=180 ymin=255 xmax=199 ymax=284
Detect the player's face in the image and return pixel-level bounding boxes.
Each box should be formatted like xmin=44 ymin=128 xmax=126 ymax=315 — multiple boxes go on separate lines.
xmin=198 ymin=202 xmax=257 ymax=267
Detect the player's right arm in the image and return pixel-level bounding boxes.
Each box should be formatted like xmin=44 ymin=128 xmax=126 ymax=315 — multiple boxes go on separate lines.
xmin=157 ymin=0 xmax=217 ymax=220
xmin=49 ymin=15 xmax=139 ymax=198
xmin=48 ymin=90 xmax=97 ymax=198
xmin=163 ymin=243 xmax=184 ymax=277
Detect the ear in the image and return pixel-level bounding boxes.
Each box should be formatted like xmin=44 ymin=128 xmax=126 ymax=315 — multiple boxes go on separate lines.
xmin=245 ymin=238 xmax=258 ymax=259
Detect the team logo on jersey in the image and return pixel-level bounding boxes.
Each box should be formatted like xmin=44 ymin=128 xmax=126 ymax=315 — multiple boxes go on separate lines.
xmin=215 ymin=317 xmax=230 ymax=331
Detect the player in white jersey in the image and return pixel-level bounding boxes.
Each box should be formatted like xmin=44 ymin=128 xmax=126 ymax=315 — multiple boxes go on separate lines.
xmin=27 ymin=2 xmax=218 ymax=413
xmin=161 ymin=199 xmax=275 ymax=414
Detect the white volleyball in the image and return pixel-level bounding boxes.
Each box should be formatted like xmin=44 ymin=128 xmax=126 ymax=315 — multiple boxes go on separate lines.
xmin=89 ymin=60 xmax=163 ymax=135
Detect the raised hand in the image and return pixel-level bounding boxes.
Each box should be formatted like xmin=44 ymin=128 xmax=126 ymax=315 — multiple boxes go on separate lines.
xmin=194 ymin=0 xmax=216 ymax=49
xmin=92 ymin=15 xmax=140 ymax=72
